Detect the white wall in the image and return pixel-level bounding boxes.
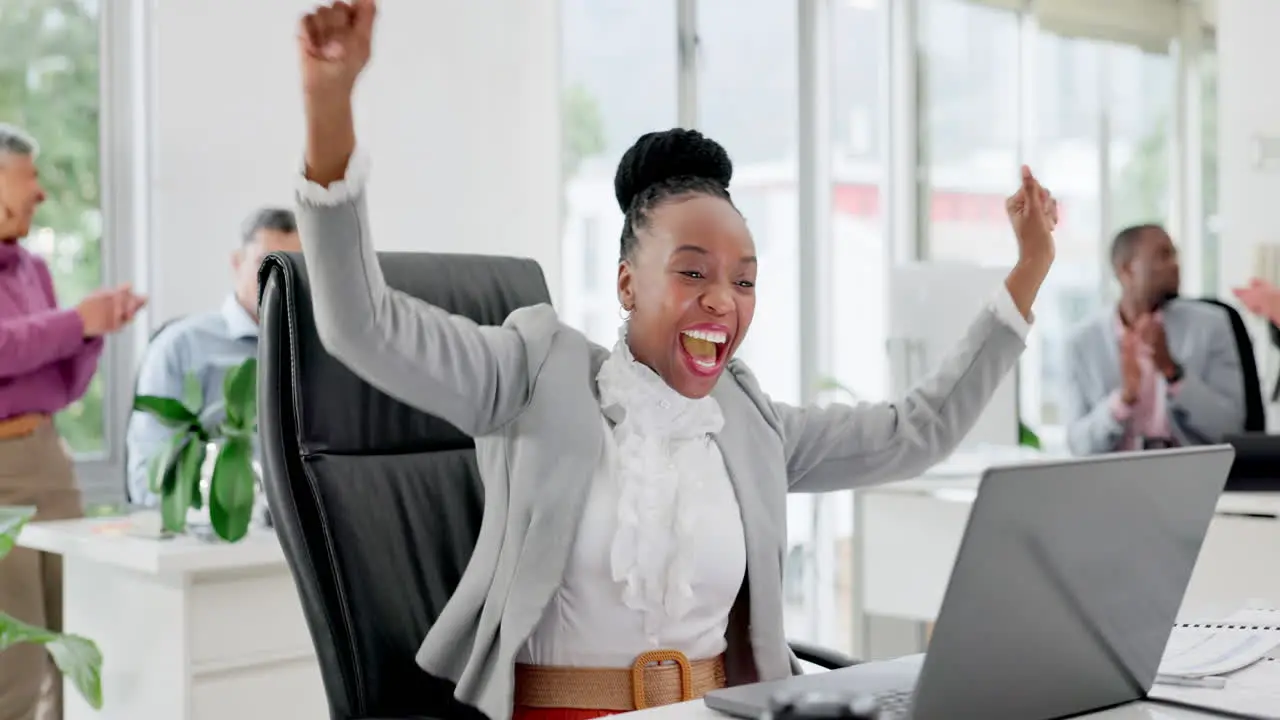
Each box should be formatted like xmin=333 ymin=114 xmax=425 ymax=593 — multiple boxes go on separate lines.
xmin=1216 ymin=0 xmax=1280 ymax=294
xmin=144 ymin=0 xmax=561 ymax=324
xmin=1216 ymin=0 xmax=1280 ymax=395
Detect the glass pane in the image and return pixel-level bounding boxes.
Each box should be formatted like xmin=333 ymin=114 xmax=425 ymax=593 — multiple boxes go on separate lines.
xmin=1108 ymin=44 xmax=1174 ymax=232
xmin=698 ymin=0 xmax=800 ymax=404
xmin=560 ymin=0 xmax=678 ymax=346
xmin=1029 ymin=33 xmax=1105 ymax=430
xmin=697 ymin=0 xmax=807 ymax=642
xmin=0 ymin=0 xmax=105 ymax=454
xmin=919 ymin=0 xmax=1020 ymax=265
xmin=825 ymin=0 xmax=887 ymax=657
xmin=1201 ymin=48 xmax=1220 ymax=294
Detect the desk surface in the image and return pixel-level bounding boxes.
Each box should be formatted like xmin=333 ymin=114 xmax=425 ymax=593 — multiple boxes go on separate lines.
xmin=17 ymin=516 xmax=286 ymax=575
xmin=622 ymin=698 xmax=1228 ymax=719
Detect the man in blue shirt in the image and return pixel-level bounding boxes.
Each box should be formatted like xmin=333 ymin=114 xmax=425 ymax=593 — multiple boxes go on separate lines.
xmin=126 ymin=208 xmax=300 ymax=505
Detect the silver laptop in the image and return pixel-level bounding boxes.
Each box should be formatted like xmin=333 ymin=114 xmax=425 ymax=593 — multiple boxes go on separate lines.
xmin=705 ymin=445 xmax=1236 ymax=720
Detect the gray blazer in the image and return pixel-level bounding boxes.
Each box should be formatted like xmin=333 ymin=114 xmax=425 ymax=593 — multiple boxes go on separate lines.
xmin=1063 ymin=298 xmax=1245 ymax=455
xmin=295 ymin=190 xmax=1027 ymax=720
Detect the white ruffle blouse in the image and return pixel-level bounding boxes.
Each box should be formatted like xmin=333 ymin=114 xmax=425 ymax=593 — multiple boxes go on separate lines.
xmin=516 ymin=334 xmax=747 ymax=667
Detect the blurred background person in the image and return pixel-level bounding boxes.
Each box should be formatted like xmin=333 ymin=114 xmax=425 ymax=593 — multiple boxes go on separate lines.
xmin=1063 ymin=224 xmax=1244 ymax=454
xmin=125 ymin=207 xmax=299 ymax=506
xmin=0 ymin=123 xmax=144 ymax=720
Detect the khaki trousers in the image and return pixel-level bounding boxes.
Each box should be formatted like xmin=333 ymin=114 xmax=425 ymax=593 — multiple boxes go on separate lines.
xmin=0 ymin=421 xmax=82 ymax=720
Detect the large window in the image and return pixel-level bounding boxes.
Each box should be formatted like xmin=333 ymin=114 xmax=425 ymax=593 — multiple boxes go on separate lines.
xmin=919 ymin=0 xmax=1178 ymax=437
xmin=698 ymin=0 xmax=811 ymax=646
xmin=1026 ymin=32 xmax=1106 ymax=430
xmin=1109 ymin=44 xmax=1175 ymax=231
xmin=1201 ymin=46 xmax=1219 ymax=294
xmin=558 ymin=0 xmax=1210 ymax=659
xmin=560 ymin=0 xmax=677 ymax=346
xmin=821 ymin=0 xmax=887 ymax=656
xmin=697 ymin=0 xmax=801 ymax=404
xmin=919 ymin=0 xmax=1020 ymax=265
xmin=2 ymin=0 xmax=106 ymax=454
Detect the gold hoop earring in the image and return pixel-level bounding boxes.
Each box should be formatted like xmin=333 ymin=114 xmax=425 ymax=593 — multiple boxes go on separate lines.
xmin=618 ymin=304 xmax=632 ymax=320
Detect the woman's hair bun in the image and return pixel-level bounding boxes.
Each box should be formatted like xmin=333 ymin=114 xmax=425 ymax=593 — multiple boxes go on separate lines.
xmin=613 ymin=128 xmax=733 ymax=212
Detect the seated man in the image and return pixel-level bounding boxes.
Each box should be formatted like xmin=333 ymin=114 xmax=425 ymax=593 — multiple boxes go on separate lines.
xmin=126 ymin=208 xmax=300 ymax=504
xmin=1064 ymin=224 xmax=1245 ymax=455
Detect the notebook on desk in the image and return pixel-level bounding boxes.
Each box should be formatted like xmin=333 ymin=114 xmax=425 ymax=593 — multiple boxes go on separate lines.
xmin=1150 ymin=607 xmax=1280 ymax=719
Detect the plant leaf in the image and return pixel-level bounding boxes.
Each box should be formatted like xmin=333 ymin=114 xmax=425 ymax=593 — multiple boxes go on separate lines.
xmin=0 ymin=507 xmax=36 ymax=561
xmin=0 ymin=610 xmax=104 ymax=710
xmin=182 ymin=372 xmax=203 ymax=416
xmin=1019 ymin=422 xmax=1042 ymax=450
xmin=209 ymin=436 xmax=255 ymax=542
xmin=190 ymin=466 xmax=204 ymax=511
xmin=221 ymin=358 xmax=257 ymax=431
xmin=0 ymin=610 xmax=55 ymax=651
xmin=46 ymin=632 xmax=104 ymax=709
xmin=815 ymin=376 xmax=859 ymax=401
xmin=133 ymin=395 xmax=199 ymax=429
xmin=148 ymin=431 xmax=190 ymax=494
xmin=160 ymin=439 xmax=204 ymax=534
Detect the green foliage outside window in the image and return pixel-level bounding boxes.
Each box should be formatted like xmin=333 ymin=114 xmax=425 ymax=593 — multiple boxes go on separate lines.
xmin=2 ymin=0 xmax=105 ymax=453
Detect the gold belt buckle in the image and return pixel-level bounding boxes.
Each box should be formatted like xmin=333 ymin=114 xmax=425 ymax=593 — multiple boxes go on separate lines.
xmin=630 ymin=649 xmax=693 ymax=710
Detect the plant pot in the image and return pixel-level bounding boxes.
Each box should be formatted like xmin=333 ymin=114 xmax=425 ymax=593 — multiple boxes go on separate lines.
xmin=183 ymin=443 xmax=267 ymax=543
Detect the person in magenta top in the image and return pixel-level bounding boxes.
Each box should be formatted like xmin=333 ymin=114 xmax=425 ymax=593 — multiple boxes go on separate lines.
xmin=0 ymin=123 xmax=145 ymax=720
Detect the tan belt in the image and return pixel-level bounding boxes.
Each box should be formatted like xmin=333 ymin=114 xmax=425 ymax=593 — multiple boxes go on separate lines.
xmin=0 ymin=413 xmax=46 ymax=440
xmin=514 ymin=650 xmax=727 ymax=711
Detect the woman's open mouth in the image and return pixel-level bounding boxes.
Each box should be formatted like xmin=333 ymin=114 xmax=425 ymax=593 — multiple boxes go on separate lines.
xmin=678 ymin=324 xmax=730 ymax=377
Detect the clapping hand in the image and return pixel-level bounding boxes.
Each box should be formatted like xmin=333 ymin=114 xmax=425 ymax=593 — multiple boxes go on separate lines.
xmin=1120 ymin=330 xmax=1142 ymax=405
xmin=76 ymin=284 xmax=147 ymax=338
xmin=1134 ymin=313 xmax=1176 ymax=379
xmin=1005 ymin=165 xmax=1058 ymax=267
xmin=1233 ymin=277 xmax=1280 ymax=325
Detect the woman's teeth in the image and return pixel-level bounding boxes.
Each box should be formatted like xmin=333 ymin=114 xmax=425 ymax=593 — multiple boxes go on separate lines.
xmin=682 ymin=328 xmax=728 ymax=344
xmin=680 ymin=330 xmax=725 ymax=365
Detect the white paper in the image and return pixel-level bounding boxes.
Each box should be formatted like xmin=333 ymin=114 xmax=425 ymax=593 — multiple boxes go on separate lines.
xmin=1149 ymin=607 xmax=1280 ymax=718
xmin=1222 ymin=607 xmax=1280 ymax=627
xmin=1150 ymin=660 xmax=1280 ymax=719
xmin=1158 ymin=627 xmax=1280 ymax=678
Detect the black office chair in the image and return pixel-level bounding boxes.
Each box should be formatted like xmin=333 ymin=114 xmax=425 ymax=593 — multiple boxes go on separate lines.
xmin=1199 ymin=298 xmax=1265 ymax=432
xmin=1269 ymin=321 xmax=1280 ymax=401
xmin=257 ymin=251 xmax=856 ymax=720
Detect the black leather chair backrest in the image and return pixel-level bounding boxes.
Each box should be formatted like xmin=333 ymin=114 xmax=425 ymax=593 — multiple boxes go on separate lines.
xmin=1199 ymin=298 xmax=1265 ymax=432
xmin=1270 ymin=321 xmax=1280 ymax=401
xmin=258 ymin=251 xmax=551 ymax=720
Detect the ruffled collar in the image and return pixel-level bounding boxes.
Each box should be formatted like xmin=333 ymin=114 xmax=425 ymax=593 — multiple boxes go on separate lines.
xmin=596 ymin=329 xmax=724 ymax=438
xmin=594 ymin=327 xmax=726 ymax=629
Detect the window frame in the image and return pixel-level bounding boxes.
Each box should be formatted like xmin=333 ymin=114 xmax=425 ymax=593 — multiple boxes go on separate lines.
xmin=72 ymin=0 xmax=150 ymax=507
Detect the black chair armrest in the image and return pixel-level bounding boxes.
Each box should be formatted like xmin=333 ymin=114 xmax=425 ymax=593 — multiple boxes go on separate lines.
xmin=787 ymin=639 xmax=861 ymax=669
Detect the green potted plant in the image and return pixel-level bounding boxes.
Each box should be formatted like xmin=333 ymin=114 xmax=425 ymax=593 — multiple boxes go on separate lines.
xmin=0 ymin=507 xmax=103 ymax=709
xmin=132 ymin=357 xmax=259 ymax=543
xmin=1019 ymin=421 xmax=1042 ymax=449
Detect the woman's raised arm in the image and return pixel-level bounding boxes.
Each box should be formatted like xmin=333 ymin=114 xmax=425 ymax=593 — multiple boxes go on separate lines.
xmin=294 ymin=0 xmax=539 ymax=436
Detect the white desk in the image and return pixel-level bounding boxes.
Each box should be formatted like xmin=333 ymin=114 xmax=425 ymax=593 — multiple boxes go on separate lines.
xmin=17 ymin=517 xmax=326 ymax=720
xmin=623 ymin=698 xmax=1228 ymax=719
xmin=852 ymin=454 xmax=1280 ymax=658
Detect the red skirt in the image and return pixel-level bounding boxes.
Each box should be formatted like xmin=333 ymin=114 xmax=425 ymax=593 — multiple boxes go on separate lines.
xmin=512 ymin=708 xmax=623 ymax=720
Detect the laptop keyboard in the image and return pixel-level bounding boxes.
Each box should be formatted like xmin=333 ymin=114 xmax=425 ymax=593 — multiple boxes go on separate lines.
xmin=870 ymin=689 xmax=914 ymax=719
